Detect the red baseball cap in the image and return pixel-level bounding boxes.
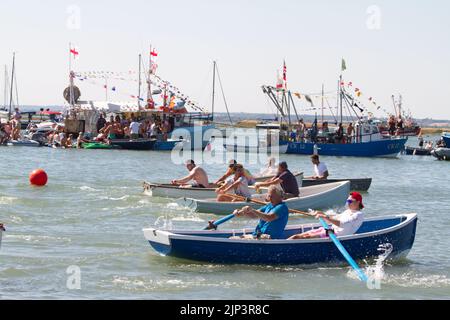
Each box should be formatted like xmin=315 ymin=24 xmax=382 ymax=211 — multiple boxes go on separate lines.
xmin=349 ymin=192 xmax=364 ymax=208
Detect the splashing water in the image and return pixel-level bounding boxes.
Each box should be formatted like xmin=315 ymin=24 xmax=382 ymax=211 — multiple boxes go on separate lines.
xmin=154 ymin=216 xmax=173 ymax=230
xmin=366 ymin=243 xmax=393 ymax=282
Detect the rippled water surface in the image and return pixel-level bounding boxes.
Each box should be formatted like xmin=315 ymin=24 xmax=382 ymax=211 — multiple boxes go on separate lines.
xmin=1 ymin=136 xmax=449 ymax=299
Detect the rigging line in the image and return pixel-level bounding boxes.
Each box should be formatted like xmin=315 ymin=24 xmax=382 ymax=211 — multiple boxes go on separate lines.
xmin=214 ymin=63 xmax=233 ymax=125
xmin=324 ymin=96 xmax=338 ymax=124
xmin=14 ymin=64 xmax=19 ymax=107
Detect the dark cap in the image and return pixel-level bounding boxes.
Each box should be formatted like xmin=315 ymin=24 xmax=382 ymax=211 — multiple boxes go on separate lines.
xmin=186 ymin=159 xmax=195 ymax=165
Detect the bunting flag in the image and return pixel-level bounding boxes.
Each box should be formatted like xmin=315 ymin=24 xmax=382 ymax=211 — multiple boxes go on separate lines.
xmin=283 ymin=60 xmax=287 ymax=89
xmin=150 ymin=49 xmax=158 ymax=57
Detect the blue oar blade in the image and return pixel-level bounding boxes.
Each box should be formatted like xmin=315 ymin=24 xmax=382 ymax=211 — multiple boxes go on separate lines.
xmin=319 ymin=218 xmax=368 ymax=282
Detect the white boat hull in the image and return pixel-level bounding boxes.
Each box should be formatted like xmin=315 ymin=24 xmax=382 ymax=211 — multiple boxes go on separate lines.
xmin=143 ymin=172 xmax=303 ymax=199
xmin=183 ymin=180 xmax=350 ymax=215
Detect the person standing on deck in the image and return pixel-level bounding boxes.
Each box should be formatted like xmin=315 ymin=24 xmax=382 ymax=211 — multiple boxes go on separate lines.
xmin=288 ymin=192 xmax=364 ymax=239
xmin=96 ymin=114 xmax=107 ymax=133
xmin=296 ymin=119 xmax=306 ymax=142
xmin=172 ymin=159 xmax=209 ymax=188
xmin=254 ymin=161 xmax=299 ymax=199
xmin=347 ymin=123 xmax=354 ymax=143
xmin=229 ymin=186 xmax=289 ymax=240
xmin=310 ymin=154 xmax=329 ymax=180
xmin=129 ymin=118 xmax=141 ymax=140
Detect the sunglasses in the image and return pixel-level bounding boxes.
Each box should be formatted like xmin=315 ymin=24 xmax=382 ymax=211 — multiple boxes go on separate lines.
xmin=346 ymin=199 xmax=355 ymax=205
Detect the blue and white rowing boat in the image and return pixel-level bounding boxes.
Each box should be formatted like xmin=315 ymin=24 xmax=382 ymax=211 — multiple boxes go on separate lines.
xmin=143 ymin=214 xmax=417 ymax=265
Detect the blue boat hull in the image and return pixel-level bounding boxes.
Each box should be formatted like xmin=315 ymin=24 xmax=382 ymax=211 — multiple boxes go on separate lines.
xmin=442 ymin=134 xmax=450 ymax=147
xmin=286 ymin=138 xmax=408 ymax=157
xmin=144 ymin=214 xmax=417 ymax=265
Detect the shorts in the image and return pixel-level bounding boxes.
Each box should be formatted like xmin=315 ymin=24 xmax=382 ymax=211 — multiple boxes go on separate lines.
xmin=309 ymin=227 xmax=329 ymax=238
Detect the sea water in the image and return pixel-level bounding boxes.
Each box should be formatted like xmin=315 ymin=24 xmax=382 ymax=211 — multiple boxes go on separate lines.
xmin=1 ymin=135 xmax=449 ymax=299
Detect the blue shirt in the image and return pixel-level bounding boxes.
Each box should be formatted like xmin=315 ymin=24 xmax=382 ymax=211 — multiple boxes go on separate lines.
xmin=253 ymin=202 xmax=289 ymax=239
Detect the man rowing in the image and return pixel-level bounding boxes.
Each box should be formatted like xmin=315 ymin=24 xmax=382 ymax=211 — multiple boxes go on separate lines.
xmin=230 ymin=185 xmax=289 ymax=240
xmin=288 ymin=192 xmax=364 ymax=239
xmin=171 ymin=159 xmax=210 ymax=188
xmin=254 ymin=161 xmax=299 ymax=199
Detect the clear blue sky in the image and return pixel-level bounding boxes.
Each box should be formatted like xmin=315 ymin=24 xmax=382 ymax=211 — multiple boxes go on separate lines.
xmin=1 ymin=0 xmax=449 ymax=119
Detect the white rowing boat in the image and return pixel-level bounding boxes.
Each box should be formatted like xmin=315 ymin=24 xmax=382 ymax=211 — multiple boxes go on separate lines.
xmin=143 ymin=172 xmax=303 ymax=199
xmin=182 ymin=180 xmax=350 ymax=215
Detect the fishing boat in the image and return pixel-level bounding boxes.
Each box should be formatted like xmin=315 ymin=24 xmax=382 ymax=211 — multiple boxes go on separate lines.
xmin=260 ymin=61 xmax=407 ymax=158
xmin=183 ymin=181 xmax=350 ymax=215
xmin=404 ymin=146 xmax=431 ymax=156
xmin=431 ymin=148 xmax=450 ymax=161
xmin=301 ymin=178 xmax=372 ymax=192
xmin=109 ymin=138 xmax=157 ymax=150
xmin=143 ymin=213 xmax=417 ymax=265
xmin=143 ymin=172 xmax=304 ymax=199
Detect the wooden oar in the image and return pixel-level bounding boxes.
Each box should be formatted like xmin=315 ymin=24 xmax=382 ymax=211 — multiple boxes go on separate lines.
xmin=203 ymin=213 xmax=236 ymax=230
xmin=318 ymin=218 xmax=368 ymax=282
xmin=225 ymin=193 xmax=316 ymax=218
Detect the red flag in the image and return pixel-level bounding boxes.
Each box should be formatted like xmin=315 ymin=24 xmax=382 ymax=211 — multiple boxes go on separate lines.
xmin=150 ymin=49 xmax=158 ymax=57
xmin=283 ymin=60 xmax=287 ymax=82
xmin=70 ymin=47 xmax=79 ymax=59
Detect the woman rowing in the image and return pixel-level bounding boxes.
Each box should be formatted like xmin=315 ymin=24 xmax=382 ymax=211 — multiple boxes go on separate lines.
xmin=288 ymin=192 xmax=364 ymax=239
xmin=215 ymin=164 xmax=252 ymax=202
xmin=214 ymin=160 xmax=256 ymax=186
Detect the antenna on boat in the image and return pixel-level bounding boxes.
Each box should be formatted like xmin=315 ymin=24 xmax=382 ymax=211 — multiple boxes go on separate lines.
xmin=211 ymin=60 xmax=216 ymax=121
xmin=8 ymin=52 xmax=15 ymax=119
xmin=321 ymin=83 xmax=324 ymax=124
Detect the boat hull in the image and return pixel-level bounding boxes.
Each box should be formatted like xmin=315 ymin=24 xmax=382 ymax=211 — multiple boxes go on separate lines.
xmin=442 ymin=133 xmax=450 ymax=147
xmin=223 ymin=142 xmax=288 ymax=154
xmin=7 ymin=140 xmax=41 ymax=147
xmin=286 ymin=138 xmax=407 ymax=157
xmin=183 ymin=181 xmax=350 ymax=215
xmin=109 ymin=138 xmax=156 ymax=150
xmin=143 ymin=214 xmax=417 ymax=265
xmin=431 ymin=148 xmax=450 ymax=161
xmin=404 ymin=146 xmax=431 ymax=156
xmin=302 ymin=178 xmax=372 ymax=192
xmin=143 ymin=173 xmax=303 ymax=199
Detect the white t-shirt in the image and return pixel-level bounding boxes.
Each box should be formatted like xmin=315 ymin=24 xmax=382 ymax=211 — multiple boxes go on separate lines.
xmin=332 ymin=209 xmax=364 ymax=237
xmin=314 ymin=162 xmax=328 ymax=177
xmin=234 ymin=176 xmax=252 ymax=198
xmin=130 ymin=122 xmax=140 ymax=134
xmin=150 ymin=123 xmax=157 ymax=136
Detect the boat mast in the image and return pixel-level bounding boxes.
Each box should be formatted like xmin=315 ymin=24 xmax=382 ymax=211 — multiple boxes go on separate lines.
xmin=321 ymin=83 xmax=324 ymax=124
xmin=211 ymin=61 xmax=216 ymax=120
xmin=8 ymin=52 xmax=15 ymax=119
xmin=339 ymin=74 xmax=343 ymax=124
xmin=146 ymin=45 xmax=153 ymax=108
xmin=138 ymin=54 xmax=141 ymax=109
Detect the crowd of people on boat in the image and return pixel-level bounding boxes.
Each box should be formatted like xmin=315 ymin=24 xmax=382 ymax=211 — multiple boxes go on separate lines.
xmin=288 ymin=119 xmax=356 ymax=144
xmin=94 ymin=113 xmax=175 ymax=142
xmin=0 ymin=108 xmax=22 ymax=144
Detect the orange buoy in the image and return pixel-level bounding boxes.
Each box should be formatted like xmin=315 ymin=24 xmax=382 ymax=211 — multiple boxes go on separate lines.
xmin=29 ymin=169 xmax=48 ymax=186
